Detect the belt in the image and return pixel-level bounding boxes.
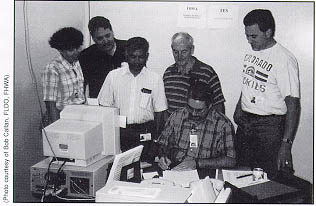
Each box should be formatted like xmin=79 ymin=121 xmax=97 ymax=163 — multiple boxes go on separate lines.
xmin=243 ymin=111 xmax=285 ymax=118
xmin=125 ymin=121 xmax=154 ymax=130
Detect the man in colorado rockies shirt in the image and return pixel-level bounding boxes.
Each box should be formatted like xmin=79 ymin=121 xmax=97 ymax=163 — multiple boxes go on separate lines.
xmin=233 ymin=9 xmax=300 ymax=178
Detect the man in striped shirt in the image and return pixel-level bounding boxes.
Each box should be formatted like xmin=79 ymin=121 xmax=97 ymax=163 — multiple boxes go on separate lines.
xmin=156 ymin=81 xmax=236 ymax=171
xmin=163 ymin=32 xmax=225 ymax=119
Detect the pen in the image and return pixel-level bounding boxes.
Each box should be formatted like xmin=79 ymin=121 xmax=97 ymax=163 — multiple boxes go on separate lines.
xmin=236 ymin=173 xmax=253 ymax=179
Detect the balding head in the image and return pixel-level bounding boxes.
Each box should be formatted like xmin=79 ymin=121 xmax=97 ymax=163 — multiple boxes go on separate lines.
xmin=171 ymin=32 xmax=195 ymax=68
xmin=171 ymin=32 xmax=194 ymax=48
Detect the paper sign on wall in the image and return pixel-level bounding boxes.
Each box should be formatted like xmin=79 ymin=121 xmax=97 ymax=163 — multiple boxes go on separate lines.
xmin=208 ymin=5 xmax=239 ymax=29
xmin=177 ymin=4 xmax=207 ymax=29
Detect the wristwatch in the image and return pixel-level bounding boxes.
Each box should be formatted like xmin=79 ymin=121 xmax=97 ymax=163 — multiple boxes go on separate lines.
xmin=282 ymin=138 xmax=293 ymax=145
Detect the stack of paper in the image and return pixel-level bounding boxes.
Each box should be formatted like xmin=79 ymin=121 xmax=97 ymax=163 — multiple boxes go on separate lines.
xmin=222 ymin=169 xmax=269 ymax=188
xmin=187 ymin=177 xmax=217 ymax=203
xmin=107 ymin=185 xmax=161 ymax=199
xmin=162 ymin=170 xmax=200 ymax=188
xmin=96 ymin=180 xmax=192 ymax=203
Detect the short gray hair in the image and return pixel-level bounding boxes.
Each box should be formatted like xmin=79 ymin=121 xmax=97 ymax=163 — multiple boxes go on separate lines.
xmin=171 ymin=32 xmax=194 ymax=47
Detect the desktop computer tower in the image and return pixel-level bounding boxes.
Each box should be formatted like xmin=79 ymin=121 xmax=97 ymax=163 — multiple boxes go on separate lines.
xmin=30 ymin=156 xmax=114 ymax=199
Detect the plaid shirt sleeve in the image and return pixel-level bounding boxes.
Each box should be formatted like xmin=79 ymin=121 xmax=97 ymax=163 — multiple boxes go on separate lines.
xmin=156 ymin=111 xmax=180 ymax=156
xmin=221 ymin=121 xmax=236 ymax=159
xmin=157 ymin=116 xmax=174 ymax=143
xmin=42 ymin=64 xmax=59 ymax=102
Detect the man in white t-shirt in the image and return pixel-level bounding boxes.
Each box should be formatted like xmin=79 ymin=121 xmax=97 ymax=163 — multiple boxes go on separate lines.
xmin=233 ymin=9 xmax=300 ymax=178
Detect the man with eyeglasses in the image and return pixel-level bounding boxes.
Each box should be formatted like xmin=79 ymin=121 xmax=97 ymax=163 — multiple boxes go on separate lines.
xmin=156 ymin=80 xmax=236 ymax=171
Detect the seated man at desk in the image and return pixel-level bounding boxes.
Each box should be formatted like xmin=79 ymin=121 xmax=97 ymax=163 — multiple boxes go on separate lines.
xmin=156 ymin=80 xmax=236 ymax=171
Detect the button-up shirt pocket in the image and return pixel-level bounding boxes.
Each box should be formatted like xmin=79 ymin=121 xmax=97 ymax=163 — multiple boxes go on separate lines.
xmin=139 ymin=92 xmax=152 ymax=111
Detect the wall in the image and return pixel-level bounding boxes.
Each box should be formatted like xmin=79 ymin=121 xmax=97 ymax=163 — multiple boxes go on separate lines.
xmin=14 ymin=1 xmax=313 ymax=202
xmin=90 ymin=1 xmax=314 ymax=182
xmin=14 ymin=1 xmax=87 ymax=202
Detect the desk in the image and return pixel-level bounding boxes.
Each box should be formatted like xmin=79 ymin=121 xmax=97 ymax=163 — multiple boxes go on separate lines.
xmin=143 ymin=163 xmax=217 ymax=179
xmin=37 ymin=162 xmax=312 ymax=203
xmin=221 ymin=171 xmax=313 ymax=203
xmin=144 ymin=165 xmax=312 ymax=204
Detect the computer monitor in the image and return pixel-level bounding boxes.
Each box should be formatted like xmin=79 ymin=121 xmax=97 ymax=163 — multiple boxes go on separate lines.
xmin=107 ymin=145 xmax=144 ymax=183
xmin=42 ymin=118 xmax=104 ymax=167
xmin=42 ymin=105 xmax=121 ymax=167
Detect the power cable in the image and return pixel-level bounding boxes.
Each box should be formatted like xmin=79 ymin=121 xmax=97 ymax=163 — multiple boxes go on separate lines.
xmin=23 ymin=1 xmax=56 ymax=157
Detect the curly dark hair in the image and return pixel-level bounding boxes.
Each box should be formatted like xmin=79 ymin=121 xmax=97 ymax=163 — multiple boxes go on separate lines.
xmin=88 ymin=16 xmax=112 ymax=35
xmin=126 ymin=37 xmax=149 ymax=54
xmin=243 ymin=9 xmax=275 ymax=37
xmin=48 ymin=27 xmax=83 ymax=51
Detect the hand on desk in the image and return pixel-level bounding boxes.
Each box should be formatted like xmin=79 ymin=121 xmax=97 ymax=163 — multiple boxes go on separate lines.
xmin=158 ymin=156 xmax=171 ymax=170
xmin=277 ymin=143 xmax=294 ymax=174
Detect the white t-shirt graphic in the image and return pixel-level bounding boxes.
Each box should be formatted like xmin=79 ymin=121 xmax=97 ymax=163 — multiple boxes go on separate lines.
xmin=241 ymin=43 xmax=300 ymax=115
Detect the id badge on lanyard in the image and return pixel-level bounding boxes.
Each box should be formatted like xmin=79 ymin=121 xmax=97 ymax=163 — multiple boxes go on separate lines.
xmin=140 ymin=133 xmax=152 ymax=142
xmin=189 ymin=129 xmax=198 ymax=148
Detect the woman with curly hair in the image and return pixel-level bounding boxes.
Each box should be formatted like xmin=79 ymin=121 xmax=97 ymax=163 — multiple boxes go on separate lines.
xmin=42 ymin=27 xmax=85 ymax=125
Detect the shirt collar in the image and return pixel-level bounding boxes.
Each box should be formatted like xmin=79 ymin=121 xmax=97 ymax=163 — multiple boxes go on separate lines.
xmin=58 ymin=54 xmax=77 ymax=69
xmin=121 ymin=62 xmax=147 ymax=76
xmin=183 ymin=107 xmax=190 ymax=119
xmin=172 ymin=56 xmax=198 ymax=74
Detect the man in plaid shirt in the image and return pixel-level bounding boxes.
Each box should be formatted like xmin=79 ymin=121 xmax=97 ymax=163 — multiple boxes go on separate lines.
xmin=42 ymin=27 xmax=85 ymax=125
xmin=156 ymin=80 xmax=236 ymax=171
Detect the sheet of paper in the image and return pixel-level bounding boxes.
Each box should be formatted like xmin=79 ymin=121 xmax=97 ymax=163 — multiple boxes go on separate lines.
xmin=119 ymin=115 xmax=127 ymax=128
xmin=108 ymin=185 xmax=161 ymax=199
xmin=142 ymin=171 xmax=159 ymax=180
xmin=222 ymin=169 xmax=269 ymax=188
xmin=163 ymin=170 xmax=200 ymax=188
xmin=87 ymin=98 xmax=98 ymax=105
xmin=177 ymin=4 xmax=207 ymax=28
xmin=140 ymin=161 xmax=152 ymax=169
xmin=207 ymin=5 xmax=239 ymax=29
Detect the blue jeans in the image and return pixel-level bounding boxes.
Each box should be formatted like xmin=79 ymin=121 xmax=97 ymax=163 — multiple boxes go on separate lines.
xmin=235 ymin=111 xmax=285 ymax=177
